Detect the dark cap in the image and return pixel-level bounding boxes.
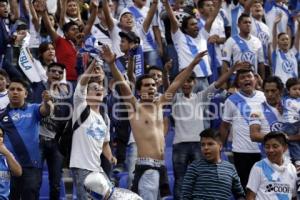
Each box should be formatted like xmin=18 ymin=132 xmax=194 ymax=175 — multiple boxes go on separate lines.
xmin=119 ymin=31 xmax=140 ymax=44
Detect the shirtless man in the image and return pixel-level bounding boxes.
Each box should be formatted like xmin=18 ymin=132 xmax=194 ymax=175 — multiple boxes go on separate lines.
xmin=101 ymin=45 xmax=207 ymax=199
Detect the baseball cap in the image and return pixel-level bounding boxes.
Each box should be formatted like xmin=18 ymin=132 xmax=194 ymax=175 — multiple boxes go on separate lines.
xmin=119 ymin=31 xmax=140 ymax=44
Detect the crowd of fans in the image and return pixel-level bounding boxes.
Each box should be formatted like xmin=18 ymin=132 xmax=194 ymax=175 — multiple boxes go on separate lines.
xmin=0 ymin=0 xmax=300 ymax=199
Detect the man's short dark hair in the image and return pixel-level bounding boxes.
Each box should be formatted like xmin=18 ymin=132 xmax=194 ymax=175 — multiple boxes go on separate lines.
xmin=233 ymin=68 xmax=254 ymax=87
xmin=0 ymin=69 xmax=9 ymax=82
xmin=286 ymin=77 xmax=300 ymax=91
xmin=62 ymin=21 xmax=78 ymax=33
xmin=199 ymin=128 xmax=222 ymax=143
xmin=136 ymin=74 xmax=155 ymax=91
xmin=146 ymin=66 xmax=162 ymax=74
xmin=9 ymin=78 xmax=29 ymax=91
xmin=181 ymin=15 xmax=196 ymax=34
xmin=238 ymin=13 xmax=251 ymax=24
xmin=48 ymin=62 xmax=66 ymax=71
xmin=263 ymin=131 xmax=287 ymax=146
xmin=262 ymin=76 xmax=284 ymax=92
xmin=277 ymin=32 xmax=288 ymax=39
xmin=197 ymin=0 xmax=212 ymax=9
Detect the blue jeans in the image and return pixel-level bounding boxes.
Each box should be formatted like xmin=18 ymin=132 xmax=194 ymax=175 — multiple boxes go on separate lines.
xmin=144 ymin=50 xmax=162 ymax=68
xmin=40 ymin=136 xmax=64 ymax=200
xmin=172 ymin=142 xmax=202 ymax=200
xmin=126 ymin=142 xmax=137 ymax=188
xmin=71 ymin=168 xmax=92 ymax=200
xmin=9 ymin=167 xmax=42 ymax=200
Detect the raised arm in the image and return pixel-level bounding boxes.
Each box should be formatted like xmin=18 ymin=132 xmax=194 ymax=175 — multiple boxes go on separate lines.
xmin=29 ymin=0 xmax=45 ymax=32
xmin=41 ymin=6 xmax=59 ymax=41
xmin=162 ymin=0 xmax=179 ymax=33
xmin=294 ymin=17 xmax=300 ymax=51
xmin=102 ymin=0 xmax=115 ymax=31
xmin=272 ymin=13 xmax=282 ymax=50
xmin=159 ymin=51 xmax=208 ymax=104
xmin=82 ymin=0 xmax=98 ymax=37
xmin=143 ymin=0 xmax=158 ymax=33
xmin=127 ymin=56 xmax=136 ymax=84
xmin=204 ymin=2 xmax=219 ymax=33
xmin=39 ymin=90 xmax=53 ymax=117
xmin=9 ymin=0 xmax=19 ymax=21
xmin=215 ymin=61 xmax=251 ymax=88
xmin=162 ymin=59 xmax=172 ymax=90
xmin=59 ymin=0 xmax=67 ymax=28
xmin=79 ymin=60 xmax=98 ymax=86
xmin=101 ymin=45 xmax=137 ymax=107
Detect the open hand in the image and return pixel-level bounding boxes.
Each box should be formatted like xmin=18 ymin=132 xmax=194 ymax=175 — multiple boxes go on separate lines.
xmin=190 ymin=50 xmax=208 ymax=66
xmin=101 ymin=45 xmax=116 ymax=64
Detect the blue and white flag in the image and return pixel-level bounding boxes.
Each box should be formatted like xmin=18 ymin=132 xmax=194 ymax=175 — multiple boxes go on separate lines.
xmin=18 ymin=33 xmax=47 ymax=83
xmin=79 ymin=35 xmax=102 ymax=63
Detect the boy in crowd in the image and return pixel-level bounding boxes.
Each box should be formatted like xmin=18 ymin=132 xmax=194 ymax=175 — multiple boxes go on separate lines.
xmin=181 ymin=128 xmax=245 ymax=200
xmin=281 ymin=77 xmax=300 ymax=193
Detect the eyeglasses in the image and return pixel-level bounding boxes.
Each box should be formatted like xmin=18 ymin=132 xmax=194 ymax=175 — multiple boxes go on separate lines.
xmin=49 ymin=69 xmax=64 ymax=75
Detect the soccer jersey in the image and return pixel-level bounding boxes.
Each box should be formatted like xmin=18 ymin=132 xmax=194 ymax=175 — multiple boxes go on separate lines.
xmin=247 ymin=158 xmax=297 ymax=200
xmin=172 ymin=29 xmax=211 ymax=77
xmin=127 ymin=5 xmax=158 ymax=52
xmin=0 ymin=90 xmax=9 ymax=113
xmin=281 ymin=96 xmax=300 ymax=123
xmin=0 ymin=154 xmax=9 ymax=200
xmin=250 ymin=17 xmax=271 ymax=65
xmin=272 ymin=48 xmax=298 ymax=84
xmin=249 ymin=102 xmax=283 ymax=134
xmin=222 ymin=34 xmax=264 ymax=73
xmin=229 ymin=3 xmax=244 ymax=36
xmin=1 ymin=104 xmax=42 ymax=168
xmin=69 ymin=83 xmax=110 ymax=172
xmin=222 ymin=91 xmax=266 ymax=153
xmin=265 ymin=3 xmax=291 ymax=38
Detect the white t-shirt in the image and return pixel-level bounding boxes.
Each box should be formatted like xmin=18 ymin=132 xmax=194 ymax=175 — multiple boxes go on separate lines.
xmin=222 ymin=91 xmax=266 ymax=153
xmin=0 ymin=90 xmax=9 ymax=113
xmin=172 ymin=83 xmax=218 ymax=144
xmin=249 ymin=102 xmax=283 ymax=135
xmin=247 ymin=158 xmax=297 ymax=200
xmin=69 ymin=84 xmax=110 ymax=172
xmin=172 ymin=29 xmax=210 ymax=77
xmin=222 ymin=34 xmax=264 ymax=73
xmin=272 ymin=48 xmax=298 ymax=84
xmin=282 ymin=96 xmax=300 ymax=124
xmin=91 ymin=24 xmax=113 ymax=48
xmin=265 ymin=4 xmax=290 ymax=39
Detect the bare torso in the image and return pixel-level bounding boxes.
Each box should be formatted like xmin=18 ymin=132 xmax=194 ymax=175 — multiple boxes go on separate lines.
xmin=129 ymin=101 xmax=165 ymax=160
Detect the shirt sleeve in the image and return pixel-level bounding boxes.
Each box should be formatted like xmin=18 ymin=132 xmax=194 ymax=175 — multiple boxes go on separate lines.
xmin=222 ymin=38 xmax=233 ymax=63
xmin=197 ymin=82 xmax=218 ymax=103
xmin=257 ymin=41 xmax=265 ymax=63
xmin=246 ymin=163 xmax=261 ymax=194
xmin=181 ymin=162 xmax=198 ymax=200
xmin=231 ymin=164 xmax=246 ymax=198
xmin=222 ymin=98 xmax=234 ymax=123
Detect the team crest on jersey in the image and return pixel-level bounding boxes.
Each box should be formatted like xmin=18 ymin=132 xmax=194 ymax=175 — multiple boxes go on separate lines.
xmin=270 ymin=121 xmax=283 ymax=131
xmin=258 ymin=32 xmax=269 ymax=44
xmin=2 ymin=116 xmax=8 ymax=122
xmin=282 ymin=60 xmax=294 ymax=74
xmin=241 ymin=51 xmax=255 ymax=65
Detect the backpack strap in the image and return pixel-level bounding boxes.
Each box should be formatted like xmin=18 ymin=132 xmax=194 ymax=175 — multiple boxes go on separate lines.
xmin=72 ymin=105 xmax=90 ymax=132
